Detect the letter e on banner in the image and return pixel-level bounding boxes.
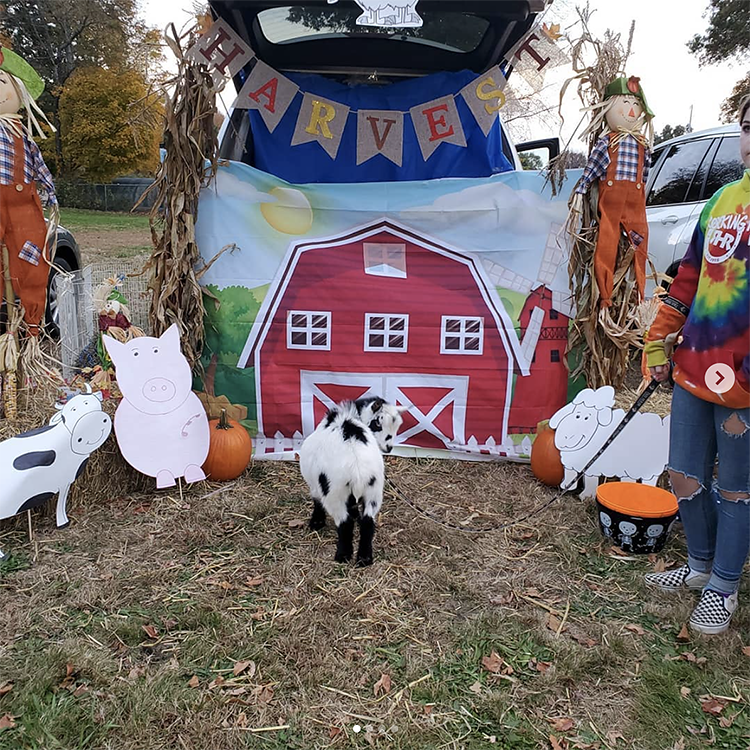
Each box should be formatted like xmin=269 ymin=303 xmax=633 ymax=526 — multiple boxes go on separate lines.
xmin=186 ymin=18 xmax=253 ymax=87
xmin=410 ymin=95 xmax=466 ymax=161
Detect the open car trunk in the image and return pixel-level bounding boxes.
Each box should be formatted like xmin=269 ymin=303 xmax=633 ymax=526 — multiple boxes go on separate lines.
xmin=207 ymin=0 xmax=553 ymax=80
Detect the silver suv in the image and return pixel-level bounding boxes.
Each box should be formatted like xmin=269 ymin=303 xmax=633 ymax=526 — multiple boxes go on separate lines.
xmin=646 ymin=124 xmax=743 ymax=292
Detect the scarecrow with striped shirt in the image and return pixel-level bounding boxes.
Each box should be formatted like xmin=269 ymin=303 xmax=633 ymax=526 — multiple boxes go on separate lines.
xmin=572 ymin=76 xmax=655 ymax=309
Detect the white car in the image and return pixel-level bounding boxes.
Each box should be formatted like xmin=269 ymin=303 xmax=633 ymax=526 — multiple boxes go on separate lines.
xmin=646 ymin=124 xmax=743 ymax=293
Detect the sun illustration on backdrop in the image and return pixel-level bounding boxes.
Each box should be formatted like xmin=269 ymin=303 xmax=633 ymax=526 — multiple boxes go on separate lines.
xmin=260 ymin=187 xmax=314 ymax=235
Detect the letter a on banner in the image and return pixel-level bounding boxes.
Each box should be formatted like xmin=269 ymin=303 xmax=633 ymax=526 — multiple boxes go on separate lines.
xmin=186 ymin=18 xmax=254 ymax=87
xmin=356 ymin=110 xmax=404 ymax=166
xmin=233 ymin=60 xmax=299 ymax=132
xmin=410 ymin=95 xmax=466 ymax=161
xmin=460 ymin=66 xmax=507 ymax=136
xmin=291 ymin=92 xmax=350 ymax=159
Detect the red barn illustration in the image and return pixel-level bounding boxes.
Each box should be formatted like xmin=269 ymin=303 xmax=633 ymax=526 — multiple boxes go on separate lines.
xmin=238 ymin=220 xmax=533 ymax=456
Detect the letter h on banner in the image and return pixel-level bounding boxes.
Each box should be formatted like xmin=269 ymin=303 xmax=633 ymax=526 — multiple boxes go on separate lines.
xmin=186 ymin=18 xmax=254 ymax=87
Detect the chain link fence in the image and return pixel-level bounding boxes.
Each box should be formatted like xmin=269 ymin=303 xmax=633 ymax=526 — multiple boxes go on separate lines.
xmin=56 ymin=178 xmax=157 ymax=213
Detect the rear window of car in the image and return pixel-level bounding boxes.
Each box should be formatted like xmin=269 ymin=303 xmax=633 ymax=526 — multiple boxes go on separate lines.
xmin=258 ymin=6 xmax=490 ymax=53
xmin=647 ymin=138 xmax=713 ymax=206
xmin=702 ymin=135 xmax=743 ymax=199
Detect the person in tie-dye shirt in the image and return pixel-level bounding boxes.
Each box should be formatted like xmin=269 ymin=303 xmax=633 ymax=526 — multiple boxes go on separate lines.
xmin=643 ymin=95 xmax=750 ymax=635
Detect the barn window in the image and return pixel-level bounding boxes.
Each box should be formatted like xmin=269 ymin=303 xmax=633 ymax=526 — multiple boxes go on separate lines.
xmin=550 ymin=349 xmax=560 ymax=363
xmin=287 ymin=310 xmax=331 ymax=350
xmin=365 ymin=314 xmax=409 ymax=352
xmin=441 ymin=316 xmax=484 ymax=355
xmin=549 ymin=309 xmax=559 ymax=320
xmin=363 ymin=242 xmax=407 ymax=279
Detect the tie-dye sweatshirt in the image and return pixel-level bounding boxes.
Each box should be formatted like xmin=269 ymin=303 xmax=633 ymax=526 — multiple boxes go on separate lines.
xmin=645 ymin=169 xmax=750 ymax=408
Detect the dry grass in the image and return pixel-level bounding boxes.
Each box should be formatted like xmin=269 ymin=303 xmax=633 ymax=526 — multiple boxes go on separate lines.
xmin=1 ymin=437 xmax=748 ymax=749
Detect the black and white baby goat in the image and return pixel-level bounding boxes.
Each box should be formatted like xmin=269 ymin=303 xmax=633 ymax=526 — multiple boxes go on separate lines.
xmin=299 ymin=397 xmax=407 ymax=567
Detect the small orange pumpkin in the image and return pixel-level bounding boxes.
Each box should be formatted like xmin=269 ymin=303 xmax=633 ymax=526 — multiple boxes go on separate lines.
xmin=202 ymin=408 xmax=253 ymax=481
xmin=530 ymin=420 xmax=564 ymax=486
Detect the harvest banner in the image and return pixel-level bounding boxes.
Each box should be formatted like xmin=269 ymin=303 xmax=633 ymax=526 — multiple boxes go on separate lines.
xmin=194 ymin=162 xmax=583 ymax=461
xmin=187 ymin=18 xmax=569 ymax=170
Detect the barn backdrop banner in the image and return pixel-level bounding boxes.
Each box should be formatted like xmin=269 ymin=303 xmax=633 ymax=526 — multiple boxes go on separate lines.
xmin=194 ymin=163 xmax=583 ymax=461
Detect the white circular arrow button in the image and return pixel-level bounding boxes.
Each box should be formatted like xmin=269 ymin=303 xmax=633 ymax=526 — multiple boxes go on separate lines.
xmin=704 ymin=363 xmax=735 ymax=394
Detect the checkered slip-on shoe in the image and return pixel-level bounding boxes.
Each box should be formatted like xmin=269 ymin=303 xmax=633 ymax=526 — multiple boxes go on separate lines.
xmin=644 ymin=565 xmax=710 ymax=592
xmin=689 ymin=589 xmax=738 ymax=635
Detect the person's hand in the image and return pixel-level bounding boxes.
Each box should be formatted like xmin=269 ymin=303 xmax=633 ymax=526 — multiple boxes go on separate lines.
xmin=649 ymin=364 xmax=670 ymax=382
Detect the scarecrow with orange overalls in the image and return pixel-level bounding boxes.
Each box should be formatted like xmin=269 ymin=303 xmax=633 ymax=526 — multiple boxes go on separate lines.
xmin=0 ymin=47 xmax=58 ymax=406
xmin=570 ymin=76 xmax=655 ymax=309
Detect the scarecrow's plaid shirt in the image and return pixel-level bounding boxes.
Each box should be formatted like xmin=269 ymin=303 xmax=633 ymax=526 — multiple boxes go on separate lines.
xmin=575 ymin=133 xmax=651 ymax=195
xmin=0 ymin=127 xmax=57 ymax=207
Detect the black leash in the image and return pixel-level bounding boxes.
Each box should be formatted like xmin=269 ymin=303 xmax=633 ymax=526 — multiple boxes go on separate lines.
xmin=386 ymin=379 xmax=662 ymax=534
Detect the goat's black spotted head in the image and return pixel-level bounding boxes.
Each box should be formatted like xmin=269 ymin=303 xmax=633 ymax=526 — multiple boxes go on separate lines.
xmin=357 ymin=397 xmax=408 ymax=454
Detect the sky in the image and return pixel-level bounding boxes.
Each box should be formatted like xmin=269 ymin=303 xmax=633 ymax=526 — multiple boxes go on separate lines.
xmin=141 ymin=0 xmax=742 ymax=148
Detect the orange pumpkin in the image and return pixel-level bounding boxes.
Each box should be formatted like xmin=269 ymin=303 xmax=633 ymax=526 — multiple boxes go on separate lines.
xmin=202 ymin=408 xmax=253 ymax=481
xmin=530 ymin=420 xmax=564 ymax=486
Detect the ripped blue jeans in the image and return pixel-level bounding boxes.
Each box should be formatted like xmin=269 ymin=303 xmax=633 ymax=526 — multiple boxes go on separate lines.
xmin=669 ymin=384 xmax=750 ymax=595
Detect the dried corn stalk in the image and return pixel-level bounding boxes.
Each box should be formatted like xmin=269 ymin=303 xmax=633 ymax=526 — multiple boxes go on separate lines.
xmin=138 ymin=21 xmax=221 ymax=367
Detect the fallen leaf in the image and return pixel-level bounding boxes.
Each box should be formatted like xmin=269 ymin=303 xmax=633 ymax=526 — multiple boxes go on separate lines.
xmin=72 ymin=685 xmax=89 ymax=698
xmin=570 ymin=633 xmax=598 ymax=648
xmin=245 ymin=577 xmax=264 ymax=587
xmin=208 ymin=676 xmax=225 ymax=690
xmin=226 ymin=687 xmax=247 ymax=697
xmin=481 ymin=651 xmax=505 ymax=674
xmin=653 ymin=558 xmax=667 ymax=573
xmin=742 ymin=645 xmax=750 ymax=657
xmin=236 ymin=712 xmax=248 ymax=728
xmin=373 ymin=673 xmax=392 ymax=697
xmin=624 ymin=624 xmax=645 ymax=635
xmin=676 ymin=624 xmax=690 ymax=642
xmin=0 ymin=683 xmax=12 ymax=696
xmin=423 ymin=704 xmax=434 ymax=715
xmin=610 ymin=545 xmax=628 ymax=556
xmin=142 ymin=624 xmax=159 ymax=640
xmin=329 ymin=726 xmax=343 ymax=738
xmin=490 ymin=593 xmax=515 ymax=606
xmin=680 ymin=686 xmax=691 ymax=698
xmin=530 ymin=659 xmax=553 ymax=674
xmin=551 ymin=717 xmax=575 ymax=732
xmin=700 ymin=697 xmax=726 ymax=716
xmin=255 ymin=684 xmax=274 ymax=705
xmin=546 ymin=613 xmax=567 ymax=633
xmin=288 ymin=519 xmax=306 ymax=528
xmin=469 ymin=680 xmax=483 ymax=694
xmin=128 ymin=667 xmax=146 ymax=680
xmin=187 ymin=675 xmax=199 ymax=688
xmin=232 ymin=660 xmax=256 ymax=677
xmin=549 ymin=734 xmax=564 ymax=750
xmin=606 ymin=730 xmax=625 ymax=744
xmin=718 ymin=715 xmax=734 ymax=728
xmin=671 ymin=738 xmax=686 ymax=750
xmin=0 ymin=714 xmax=15 ymax=730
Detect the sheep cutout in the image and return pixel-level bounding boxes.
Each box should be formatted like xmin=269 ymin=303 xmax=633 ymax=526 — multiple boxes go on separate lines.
xmin=549 ymin=386 xmax=670 ymax=500
xmin=326 ymin=0 xmax=422 ymax=28
xmin=0 ymin=388 xmax=112 ymax=559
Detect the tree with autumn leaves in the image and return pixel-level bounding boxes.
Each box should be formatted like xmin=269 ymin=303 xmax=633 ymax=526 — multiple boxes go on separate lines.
xmin=0 ymin=0 xmax=164 ymax=181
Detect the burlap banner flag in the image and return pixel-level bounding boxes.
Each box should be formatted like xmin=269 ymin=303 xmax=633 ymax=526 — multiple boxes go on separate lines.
xmin=186 ymin=18 xmax=254 ymax=87
xmin=509 ymin=22 xmax=569 ymax=91
xmin=356 ymin=109 xmax=404 ymax=166
xmin=291 ymin=92 xmax=350 ymax=159
xmin=410 ymin=95 xmax=466 ymax=161
xmin=233 ymin=60 xmax=299 ymax=133
xmin=460 ymin=65 xmax=508 ymax=136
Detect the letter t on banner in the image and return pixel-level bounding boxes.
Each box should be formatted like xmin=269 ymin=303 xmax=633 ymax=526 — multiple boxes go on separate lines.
xmin=410 ymin=95 xmax=466 ymax=161
xmin=356 ymin=110 xmax=404 ymax=166
xmin=186 ymin=18 xmax=254 ymax=87
xmin=508 ymin=24 xmax=569 ymax=91
xmin=233 ymin=60 xmax=300 ymax=132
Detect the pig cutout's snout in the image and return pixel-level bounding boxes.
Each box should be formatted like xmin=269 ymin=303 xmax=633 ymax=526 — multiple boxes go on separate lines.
xmin=143 ymin=377 xmax=176 ymax=403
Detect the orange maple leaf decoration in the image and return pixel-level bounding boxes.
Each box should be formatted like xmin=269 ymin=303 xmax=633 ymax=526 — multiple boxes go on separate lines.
xmin=541 ymin=23 xmax=562 ymax=41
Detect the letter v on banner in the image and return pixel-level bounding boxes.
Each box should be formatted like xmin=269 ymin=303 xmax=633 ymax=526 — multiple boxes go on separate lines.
xmin=356 ymin=109 xmax=404 ymax=166
xmin=233 ymin=60 xmax=300 ymax=133
xmin=186 ymin=18 xmax=254 ymax=88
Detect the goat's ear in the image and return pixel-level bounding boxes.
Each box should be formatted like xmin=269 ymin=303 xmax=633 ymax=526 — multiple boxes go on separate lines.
xmin=371 ymin=397 xmax=385 ymax=413
xmin=396 ymin=405 xmax=410 ymax=414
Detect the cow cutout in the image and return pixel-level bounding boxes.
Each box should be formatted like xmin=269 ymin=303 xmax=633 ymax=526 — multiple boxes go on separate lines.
xmin=326 ymin=0 xmax=422 ymax=28
xmin=103 ymin=324 xmax=210 ymax=488
xmin=0 ymin=389 xmax=112 ymax=559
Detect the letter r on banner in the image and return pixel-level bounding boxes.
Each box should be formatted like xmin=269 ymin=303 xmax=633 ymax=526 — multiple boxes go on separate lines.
xmin=305 ymin=100 xmax=336 ymax=139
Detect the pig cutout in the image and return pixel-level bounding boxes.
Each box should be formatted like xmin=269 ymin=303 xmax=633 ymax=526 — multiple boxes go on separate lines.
xmin=104 ymin=324 xmax=210 ymax=488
